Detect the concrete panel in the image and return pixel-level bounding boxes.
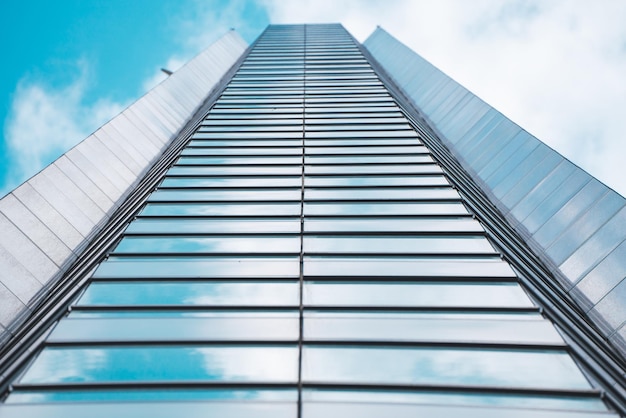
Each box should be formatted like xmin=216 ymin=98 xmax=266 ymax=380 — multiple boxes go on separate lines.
xmin=54 ymin=156 xmax=115 ymax=212
xmin=42 ymin=164 xmax=107 ymax=224
xmin=0 ymin=245 xmax=43 ymax=303
xmin=0 ymin=213 xmax=57 ymax=284
xmin=0 ymin=193 xmax=72 ymax=266
xmin=92 ymin=130 xmax=143 ymax=176
xmin=0 ymin=283 xmax=26 ymax=328
xmin=99 ymin=123 xmax=153 ymax=165
xmin=11 ymin=183 xmax=84 ymax=248
xmin=124 ymin=106 xmax=170 ymax=147
xmin=28 ymin=159 xmax=99 ymax=237
xmin=74 ymin=140 xmax=133 ymax=191
xmin=66 ymin=147 xmax=124 ymax=203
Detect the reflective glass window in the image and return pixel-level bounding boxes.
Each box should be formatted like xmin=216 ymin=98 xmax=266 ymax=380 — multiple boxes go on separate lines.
xmin=93 ymin=256 xmax=300 ymax=279
xmin=304 ymin=218 xmax=482 ymax=233
xmin=49 ymin=314 xmax=300 ymax=343
xmin=114 ymin=236 xmax=300 ymax=254
xmin=303 ymin=281 xmax=533 ymax=308
xmin=304 ymin=256 xmax=514 ymax=278
xmin=303 ymin=311 xmax=563 ymax=345
xmin=302 ymin=346 xmax=590 ymax=390
xmin=160 ymin=177 xmax=302 ymax=188
xmin=21 ymin=346 xmax=299 ymax=384
xmin=77 ymin=281 xmax=300 ymax=307
xmin=303 ymin=236 xmax=494 ymax=254
xmin=304 ymin=188 xmax=460 ymax=201
xmin=148 ymin=189 xmax=301 ymax=202
xmin=126 ymin=219 xmax=301 ymax=234
xmin=304 ymin=202 xmax=468 ymax=216
xmin=141 ymin=203 xmax=301 ymax=217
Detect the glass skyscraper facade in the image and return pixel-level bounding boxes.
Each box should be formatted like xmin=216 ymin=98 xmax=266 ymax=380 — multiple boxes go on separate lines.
xmin=0 ymin=24 xmax=624 ymax=417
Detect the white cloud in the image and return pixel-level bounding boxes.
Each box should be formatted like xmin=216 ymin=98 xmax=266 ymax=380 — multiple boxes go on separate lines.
xmin=2 ymin=60 xmax=125 ymax=196
xmin=262 ymin=0 xmax=626 ymax=196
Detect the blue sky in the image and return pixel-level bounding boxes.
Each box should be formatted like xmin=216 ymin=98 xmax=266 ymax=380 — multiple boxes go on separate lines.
xmin=1 ymin=0 xmax=626 ymax=197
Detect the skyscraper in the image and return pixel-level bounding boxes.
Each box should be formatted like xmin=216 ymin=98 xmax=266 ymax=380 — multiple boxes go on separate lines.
xmin=0 ymin=23 xmax=624 ymax=416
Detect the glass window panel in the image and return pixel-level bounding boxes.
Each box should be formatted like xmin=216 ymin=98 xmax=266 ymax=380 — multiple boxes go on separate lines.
xmin=305 ymin=165 xmax=442 ymax=175
xmin=304 ymin=218 xmax=483 ymax=233
xmin=148 ymin=189 xmax=301 ymax=202
xmin=306 ymin=118 xmax=406 ymax=125
xmin=7 ymin=388 xmax=297 ymax=404
xmin=182 ymin=147 xmax=302 ymax=156
xmin=126 ymin=219 xmax=301 ymax=234
xmin=302 ymin=401 xmax=609 ymax=418
xmin=306 ymin=112 xmax=403 ymax=119
xmin=67 ymin=311 xmax=298 ymax=319
xmin=160 ymin=177 xmax=302 ymax=188
xmin=197 ymin=126 xmax=303 ymax=133
xmin=192 ymin=132 xmax=302 ymax=139
xmin=303 ymin=312 xmax=563 ymax=345
xmin=304 ymin=256 xmax=515 ymax=278
xmin=304 ymin=202 xmax=468 ymax=216
xmin=302 ymin=346 xmax=590 ymax=390
xmin=305 ymin=130 xmax=417 ymax=138
xmin=303 ymin=281 xmax=533 ymax=308
xmin=93 ymin=256 xmax=300 ymax=279
xmin=189 ymin=140 xmax=303 ymax=147
xmin=48 ymin=315 xmax=300 ymax=343
xmin=305 ymin=123 xmax=412 ymax=132
xmin=114 ymin=236 xmax=300 ymax=254
xmin=77 ymin=281 xmax=300 ymax=307
xmin=305 ymin=139 xmax=420 ymax=146
xmin=305 ymin=146 xmax=425 ymax=155
xmin=304 ymin=188 xmax=460 ymax=201
xmin=305 ymin=175 xmax=447 ymax=187
xmin=167 ymin=166 xmax=302 ymax=176
xmin=302 ymin=389 xmax=606 ymax=412
xmin=20 ymin=345 xmax=298 ymax=384
xmin=140 ymin=203 xmax=301 ymax=217
xmin=0 ymin=402 xmax=296 ymax=418
xmin=176 ymin=156 xmax=301 ymax=165
xmin=303 ymin=236 xmax=494 ymax=255
xmin=304 ymin=156 xmax=432 ymax=164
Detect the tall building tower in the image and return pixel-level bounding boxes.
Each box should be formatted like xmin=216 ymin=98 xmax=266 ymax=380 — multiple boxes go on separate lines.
xmin=0 ymin=24 xmax=625 ymax=416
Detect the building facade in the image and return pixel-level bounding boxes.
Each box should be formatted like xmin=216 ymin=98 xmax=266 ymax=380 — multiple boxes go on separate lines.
xmin=0 ymin=24 xmax=624 ymax=417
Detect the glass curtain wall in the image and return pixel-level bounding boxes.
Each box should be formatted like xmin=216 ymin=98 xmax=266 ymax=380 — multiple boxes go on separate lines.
xmin=0 ymin=24 xmax=617 ymax=417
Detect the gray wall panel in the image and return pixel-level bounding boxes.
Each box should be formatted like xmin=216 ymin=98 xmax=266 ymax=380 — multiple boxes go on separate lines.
xmin=0 ymin=213 xmax=57 ymax=284
xmin=0 ymin=194 xmax=73 ymax=266
xmin=11 ymin=183 xmax=85 ymax=248
xmin=54 ymin=156 xmax=115 ymax=212
xmin=0 ymin=245 xmax=43 ymax=303
xmin=365 ymin=27 xmax=626 ymax=356
xmin=0 ymin=283 xmax=26 ymax=329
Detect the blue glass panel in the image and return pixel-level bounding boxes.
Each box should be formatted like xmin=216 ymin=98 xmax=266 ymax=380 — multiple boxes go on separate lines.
xmin=7 ymin=388 xmax=297 ymax=404
xmin=304 ymin=312 xmax=563 ymax=345
xmin=93 ymin=257 xmax=300 ymax=279
xmin=304 ymin=202 xmax=468 ymax=216
xmin=303 ymin=236 xmax=494 ymax=254
xmin=303 ymin=388 xmax=606 ymax=411
xmin=304 ymin=256 xmax=514 ymax=278
xmin=114 ymin=236 xmax=300 ymax=254
xmin=302 ymin=346 xmax=590 ymax=389
xmin=126 ymin=219 xmax=301 ymax=234
xmin=77 ymin=281 xmax=300 ymax=307
xmin=20 ymin=345 xmax=299 ymax=384
xmin=304 ymin=281 xmax=533 ymax=308
xmin=49 ymin=315 xmax=299 ymax=342
xmin=141 ymin=203 xmax=301 ymax=217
